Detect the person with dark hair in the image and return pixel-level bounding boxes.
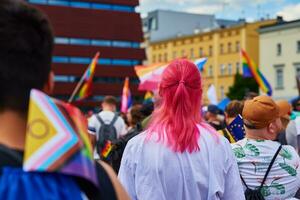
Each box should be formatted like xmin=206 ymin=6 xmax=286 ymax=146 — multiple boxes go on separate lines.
xmin=88 ymin=96 xmax=126 ymax=159
xmin=205 ymin=104 xmax=226 ymax=130
xmin=218 ymin=100 xmax=244 ymax=143
xmin=0 ymin=1 xmax=129 ymax=199
xmin=119 ymin=59 xmax=244 ymax=200
xmin=232 ymin=96 xmax=300 ymax=199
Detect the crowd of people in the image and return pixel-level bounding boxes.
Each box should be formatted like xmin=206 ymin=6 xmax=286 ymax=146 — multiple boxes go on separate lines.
xmin=1 ymin=0 xmax=300 ymax=199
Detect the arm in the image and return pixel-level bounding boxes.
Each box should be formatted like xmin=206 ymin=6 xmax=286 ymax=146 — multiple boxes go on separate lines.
xmin=99 ymin=161 xmax=131 ymax=200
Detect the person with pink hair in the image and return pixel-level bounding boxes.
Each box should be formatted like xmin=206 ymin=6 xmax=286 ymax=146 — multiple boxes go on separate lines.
xmin=118 ymin=59 xmax=244 ymax=200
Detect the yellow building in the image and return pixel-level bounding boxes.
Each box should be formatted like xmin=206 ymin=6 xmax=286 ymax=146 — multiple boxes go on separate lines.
xmin=147 ymin=20 xmax=276 ymax=104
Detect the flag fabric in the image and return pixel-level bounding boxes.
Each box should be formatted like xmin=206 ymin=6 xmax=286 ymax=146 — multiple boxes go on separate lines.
xmin=121 ymin=77 xmax=132 ymax=113
xmin=241 ymin=50 xmax=272 ymax=96
xmin=134 ymin=58 xmax=208 ymax=91
xmin=227 ymin=114 xmax=245 ymax=141
xmin=74 ymin=52 xmax=100 ymax=101
xmin=144 ymin=91 xmax=154 ymax=104
xmin=206 ymin=84 xmax=218 ymax=105
xmin=24 ymin=89 xmax=98 ymax=187
xmin=194 ymin=57 xmax=208 ymax=71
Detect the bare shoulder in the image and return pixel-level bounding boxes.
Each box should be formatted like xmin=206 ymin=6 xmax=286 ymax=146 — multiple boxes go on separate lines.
xmin=98 ymin=161 xmax=131 ymax=200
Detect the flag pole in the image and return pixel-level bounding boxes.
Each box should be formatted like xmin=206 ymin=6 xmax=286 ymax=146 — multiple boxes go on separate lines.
xmin=68 ymin=52 xmax=100 ymax=103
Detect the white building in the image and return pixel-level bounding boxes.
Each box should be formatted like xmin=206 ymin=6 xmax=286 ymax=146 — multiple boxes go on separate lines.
xmin=259 ymin=19 xmax=300 ymax=100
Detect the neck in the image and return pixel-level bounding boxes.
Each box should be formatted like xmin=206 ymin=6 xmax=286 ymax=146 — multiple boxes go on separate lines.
xmin=245 ymin=128 xmax=272 ymax=140
xmin=0 ymin=111 xmax=27 ymax=150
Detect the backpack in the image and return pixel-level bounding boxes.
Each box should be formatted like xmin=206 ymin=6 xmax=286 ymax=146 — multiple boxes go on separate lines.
xmin=240 ymin=145 xmax=282 ymax=200
xmin=95 ymin=114 xmax=118 ymax=161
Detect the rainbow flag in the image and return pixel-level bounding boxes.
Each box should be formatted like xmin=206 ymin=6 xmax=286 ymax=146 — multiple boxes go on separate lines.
xmin=74 ymin=52 xmax=100 ymax=101
xmin=101 ymin=141 xmax=113 ymax=158
xmin=144 ymin=91 xmax=154 ymax=104
xmin=24 ymin=89 xmax=98 ymax=187
xmin=135 ymin=58 xmax=208 ymax=91
xmin=241 ymin=50 xmax=272 ymax=96
xmin=121 ymin=77 xmax=132 ymax=113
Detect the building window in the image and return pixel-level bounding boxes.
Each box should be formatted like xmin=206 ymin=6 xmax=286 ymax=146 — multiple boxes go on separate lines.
xmin=275 ymin=65 xmax=284 ymax=89
xmin=181 ymin=50 xmax=185 ymax=57
xmin=236 ymin=41 xmax=240 ymax=52
xmin=173 ymin=51 xmax=177 ymax=59
xmin=228 ymin=63 xmax=232 ymax=75
xmin=199 ymin=47 xmax=203 ymax=57
xmin=209 ymin=46 xmax=213 ymax=56
xmin=158 ymin=54 xmax=162 ymax=62
xmin=190 ymin=48 xmax=194 ymax=59
xmin=220 ymin=86 xmax=225 ymax=99
xmin=164 ymin=53 xmax=168 ymax=62
xmin=220 ymin=44 xmax=224 ymax=54
xmin=228 ymin=42 xmax=232 ymax=53
xmin=236 ymin=62 xmax=240 ymax=74
xmin=149 ymin=17 xmax=157 ymax=31
xmin=153 ymin=55 xmax=156 ymax=63
xmin=220 ymin=64 xmax=226 ymax=75
xmin=277 ymin=43 xmax=282 ymax=56
xmin=297 ymin=41 xmax=300 ymax=53
xmin=295 ymin=63 xmax=300 ymax=77
xmin=208 ymin=65 xmax=213 ymax=77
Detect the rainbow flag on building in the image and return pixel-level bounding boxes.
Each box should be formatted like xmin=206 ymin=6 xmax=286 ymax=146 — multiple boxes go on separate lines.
xmin=24 ymin=89 xmax=98 ymax=187
xmin=241 ymin=50 xmax=272 ymax=96
xmin=121 ymin=77 xmax=132 ymax=113
xmin=73 ymin=52 xmax=99 ymax=101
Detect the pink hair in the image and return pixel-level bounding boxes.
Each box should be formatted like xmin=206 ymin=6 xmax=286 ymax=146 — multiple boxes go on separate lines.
xmin=147 ymin=59 xmax=208 ymax=153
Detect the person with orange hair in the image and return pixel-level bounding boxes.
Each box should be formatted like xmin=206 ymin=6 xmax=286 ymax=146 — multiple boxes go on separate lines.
xmin=118 ymin=59 xmax=244 ymax=200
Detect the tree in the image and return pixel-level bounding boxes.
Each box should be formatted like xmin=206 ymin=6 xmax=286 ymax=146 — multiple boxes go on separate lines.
xmin=227 ymin=73 xmax=259 ymax=100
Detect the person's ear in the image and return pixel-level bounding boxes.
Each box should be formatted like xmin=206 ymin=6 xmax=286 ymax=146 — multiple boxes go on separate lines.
xmin=43 ymin=71 xmax=54 ymax=94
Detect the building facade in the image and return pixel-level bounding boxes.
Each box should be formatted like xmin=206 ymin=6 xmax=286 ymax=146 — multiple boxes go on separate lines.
xmin=27 ymin=0 xmax=145 ymax=108
xmin=259 ymin=20 xmax=300 ymax=100
xmin=147 ymin=19 xmax=276 ymax=103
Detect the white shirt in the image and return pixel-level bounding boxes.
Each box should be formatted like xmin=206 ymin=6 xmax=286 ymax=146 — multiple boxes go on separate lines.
xmin=232 ymin=138 xmax=300 ymax=200
xmin=88 ymin=111 xmax=126 ymax=159
xmin=118 ymin=124 xmax=245 ymax=200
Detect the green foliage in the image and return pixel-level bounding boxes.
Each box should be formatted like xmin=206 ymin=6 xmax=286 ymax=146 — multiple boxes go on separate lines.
xmin=233 ymin=147 xmax=246 ymax=158
xmin=279 ymin=148 xmax=293 ymax=160
xmin=227 ymin=73 xmax=259 ymax=100
xmin=279 ymin=163 xmax=297 ymax=176
xmin=245 ymin=143 xmax=260 ymax=156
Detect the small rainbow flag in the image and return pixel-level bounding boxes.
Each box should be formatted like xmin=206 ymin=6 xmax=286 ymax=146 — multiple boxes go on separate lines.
xmin=121 ymin=77 xmax=132 ymax=113
xmin=144 ymin=91 xmax=154 ymax=104
xmin=74 ymin=52 xmax=100 ymax=101
xmin=241 ymin=50 xmax=272 ymax=96
xmin=101 ymin=141 xmax=113 ymax=159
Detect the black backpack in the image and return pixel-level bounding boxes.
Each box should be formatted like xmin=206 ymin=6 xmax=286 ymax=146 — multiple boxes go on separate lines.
xmin=95 ymin=114 xmax=118 ymax=161
xmin=240 ymin=145 xmax=282 ymax=200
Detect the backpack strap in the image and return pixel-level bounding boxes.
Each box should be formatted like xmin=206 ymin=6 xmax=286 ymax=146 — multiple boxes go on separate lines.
xmin=109 ymin=114 xmax=119 ymax=127
xmin=259 ymin=145 xmax=282 ymax=189
xmin=240 ymin=145 xmax=282 ymax=190
xmin=95 ymin=114 xmax=105 ymax=125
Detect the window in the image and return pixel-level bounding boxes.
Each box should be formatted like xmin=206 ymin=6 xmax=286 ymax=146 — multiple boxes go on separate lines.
xmin=153 ymin=55 xmax=156 ymax=63
xmin=220 ymin=86 xmax=225 ymax=99
xmin=149 ymin=17 xmax=157 ymax=31
xmin=228 ymin=42 xmax=232 ymax=53
xmin=220 ymin=64 xmax=226 ymax=75
xmin=295 ymin=63 xmax=300 ymax=77
xmin=181 ymin=50 xmax=185 ymax=57
xmin=297 ymin=41 xmax=300 ymax=53
xmin=173 ymin=51 xmax=177 ymax=59
xmin=190 ymin=48 xmax=194 ymax=59
xmin=208 ymin=65 xmax=213 ymax=77
xmin=236 ymin=62 xmax=240 ymax=74
xmin=70 ymin=38 xmax=90 ymax=45
xmin=277 ymin=43 xmax=282 ymax=56
xmin=236 ymin=41 xmax=240 ymax=52
xmin=209 ymin=46 xmax=213 ymax=56
xmin=164 ymin=53 xmax=168 ymax=62
xmin=220 ymin=44 xmax=224 ymax=54
xmin=275 ymin=66 xmax=284 ymax=89
xmin=228 ymin=63 xmax=232 ymax=75
xmin=158 ymin=54 xmax=162 ymax=62
xmin=199 ymin=48 xmax=203 ymax=57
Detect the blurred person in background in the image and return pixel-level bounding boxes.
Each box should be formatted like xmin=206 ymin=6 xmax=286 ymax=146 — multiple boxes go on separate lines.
xmin=276 ymin=100 xmax=292 ymax=145
xmin=118 ymin=59 xmax=244 ymax=200
xmin=205 ymin=104 xmax=226 ymax=131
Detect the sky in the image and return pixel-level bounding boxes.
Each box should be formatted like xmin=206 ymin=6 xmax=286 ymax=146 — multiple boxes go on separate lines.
xmin=137 ymin=0 xmax=300 ymax=22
